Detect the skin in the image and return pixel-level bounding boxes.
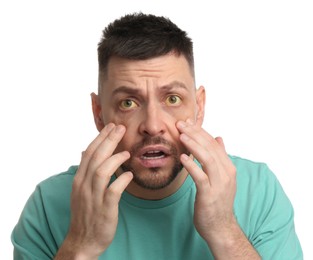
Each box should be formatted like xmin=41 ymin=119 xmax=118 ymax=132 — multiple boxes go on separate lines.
xmin=55 ymin=53 xmax=260 ymax=259
xmin=94 ymin=53 xmax=204 ymax=199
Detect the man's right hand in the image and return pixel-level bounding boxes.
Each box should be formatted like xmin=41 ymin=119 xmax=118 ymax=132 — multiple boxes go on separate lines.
xmin=55 ymin=123 xmax=133 ymax=260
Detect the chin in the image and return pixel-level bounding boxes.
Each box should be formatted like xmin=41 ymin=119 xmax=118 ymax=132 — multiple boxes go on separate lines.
xmin=133 ymin=168 xmax=177 ymax=190
xmin=122 ymin=163 xmax=183 ymax=190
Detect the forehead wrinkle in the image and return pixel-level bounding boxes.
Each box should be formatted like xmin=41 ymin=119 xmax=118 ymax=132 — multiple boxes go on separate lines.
xmin=111 ymin=80 xmax=191 ymax=99
xmin=112 ymin=86 xmax=142 ymax=97
xmin=160 ymin=81 xmax=189 ymax=92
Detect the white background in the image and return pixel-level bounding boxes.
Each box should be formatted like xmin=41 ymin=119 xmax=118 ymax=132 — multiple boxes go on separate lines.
xmin=1 ymin=0 xmax=312 ymax=259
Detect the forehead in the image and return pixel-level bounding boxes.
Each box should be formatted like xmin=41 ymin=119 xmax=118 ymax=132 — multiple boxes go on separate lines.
xmin=103 ymin=53 xmax=195 ymax=90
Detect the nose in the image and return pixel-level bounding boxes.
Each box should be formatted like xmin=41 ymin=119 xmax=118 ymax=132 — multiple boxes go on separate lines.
xmin=139 ymin=103 xmax=166 ymax=137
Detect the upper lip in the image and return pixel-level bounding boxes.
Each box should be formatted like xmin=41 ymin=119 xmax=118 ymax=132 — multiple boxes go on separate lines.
xmin=137 ymin=145 xmax=171 ymax=157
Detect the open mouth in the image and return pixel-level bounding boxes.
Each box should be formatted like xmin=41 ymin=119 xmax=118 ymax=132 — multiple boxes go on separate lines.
xmin=141 ymin=150 xmax=167 ymax=160
xmin=136 ymin=145 xmax=172 ymax=168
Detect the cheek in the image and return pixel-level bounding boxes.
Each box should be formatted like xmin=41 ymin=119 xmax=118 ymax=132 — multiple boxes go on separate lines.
xmin=113 ymin=121 xmax=138 ymax=154
xmin=166 ymin=106 xmax=197 ymax=145
xmin=168 ymin=104 xmax=197 ymax=125
xmin=102 ymin=107 xmax=133 ymax=125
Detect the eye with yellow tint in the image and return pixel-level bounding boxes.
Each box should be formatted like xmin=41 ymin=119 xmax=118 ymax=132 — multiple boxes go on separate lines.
xmin=119 ymin=99 xmax=138 ymax=110
xmin=165 ymin=95 xmax=182 ymax=106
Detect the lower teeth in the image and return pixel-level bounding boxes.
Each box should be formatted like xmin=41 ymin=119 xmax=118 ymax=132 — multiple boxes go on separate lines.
xmin=142 ymin=155 xmax=165 ymax=160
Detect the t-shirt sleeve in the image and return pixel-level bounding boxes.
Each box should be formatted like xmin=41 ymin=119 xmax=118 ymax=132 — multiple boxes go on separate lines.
xmin=11 ymin=185 xmax=57 ymax=260
xmin=250 ymin=165 xmax=303 ymax=259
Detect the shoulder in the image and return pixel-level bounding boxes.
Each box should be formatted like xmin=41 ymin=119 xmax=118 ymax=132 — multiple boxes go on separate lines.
xmin=230 ymin=154 xmax=291 ymax=226
xmin=25 ymin=165 xmax=78 ymax=212
xmin=229 ymin=154 xmax=277 ymax=187
xmin=37 ymin=165 xmax=78 ymax=190
xmin=229 ymin=155 xmax=286 ymax=207
xmin=12 ymin=166 xmax=78 ymax=257
xmin=34 ymin=165 xmax=78 ymax=208
xmin=229 ymin=156 xmax=303 ymax=258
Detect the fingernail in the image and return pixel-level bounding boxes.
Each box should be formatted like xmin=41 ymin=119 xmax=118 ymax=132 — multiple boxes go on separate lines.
xmin=121 ymin=151 xmax=130 ymax=158
xmin=186 ymin=118 xmax=194 ymax=125
xmin=106 ymin=123 xmax=115 ymax=131
xmin=125 ymin=171 xmax=134 ymax=178
xmin=181 ymin=154 xmax=189 ymax=161
xmin=177 ymin=121 xmax=187 ymax=128
xmin=115 ymin=125 xmax=125 ymax=133
xmin=180 ymin=133 xmax=190 ymax=141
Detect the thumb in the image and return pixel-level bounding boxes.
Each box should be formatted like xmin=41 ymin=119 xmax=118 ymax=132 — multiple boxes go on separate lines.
xmin=215 ymin=136 xmax=226 ymax=151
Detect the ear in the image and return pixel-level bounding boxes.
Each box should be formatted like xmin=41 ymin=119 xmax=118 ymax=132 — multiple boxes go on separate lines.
xmin=195 ymin=86 xmax=206 ymax=126
xmin=91 ymin=92 xmax=105 ymax=132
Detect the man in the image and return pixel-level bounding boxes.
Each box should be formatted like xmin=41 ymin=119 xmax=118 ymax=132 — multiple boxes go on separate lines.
xmin=12 ymin=13 xmax=302 ymax=259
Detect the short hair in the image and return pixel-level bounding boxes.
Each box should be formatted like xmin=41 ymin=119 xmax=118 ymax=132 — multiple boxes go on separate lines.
xmin=97 ymin=12 xmax=194 ymax=93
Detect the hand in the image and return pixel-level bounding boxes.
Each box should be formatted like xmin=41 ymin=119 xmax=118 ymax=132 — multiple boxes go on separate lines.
xmin=176 ymin=119 xmax=237 ymax=244
xmin=55 ymin=123 xmax=133 ymax=259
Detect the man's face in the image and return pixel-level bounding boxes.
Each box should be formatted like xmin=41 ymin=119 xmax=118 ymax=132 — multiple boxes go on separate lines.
xmin=93 ymin=53 xmax=205 ymax=190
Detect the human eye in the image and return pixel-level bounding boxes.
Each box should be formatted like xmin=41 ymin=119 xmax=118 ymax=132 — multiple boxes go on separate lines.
xmin=119 ymin=99 xmax=138 ymax=110
xmin=165 ymin=95 xmax=182 ymax=106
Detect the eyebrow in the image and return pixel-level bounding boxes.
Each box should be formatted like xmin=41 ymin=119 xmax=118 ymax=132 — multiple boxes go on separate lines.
xmin=160 ymin=81 xmax=189 ymax=92
xmin=111 ymin=81 xmax=189 ymax=97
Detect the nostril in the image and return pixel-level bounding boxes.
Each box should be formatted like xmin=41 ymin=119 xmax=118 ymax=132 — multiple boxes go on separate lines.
xmin=140 ymin=119 xmax=165 ymax=136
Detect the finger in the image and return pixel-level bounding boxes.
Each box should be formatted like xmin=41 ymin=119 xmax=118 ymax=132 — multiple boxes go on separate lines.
xmin=179 ymin=133 xmax=223 ymax=185
xmin=85 ymin=125 xmax=126 ymax=182
xmin=195 ymin=113 xmax=203 ymax=127
xmin=211 ymin=136 xmax=233 ymax=171
xmin=103 ymin=171 xmax=133 ymax=207
xmin=92 ymin=151 xmax=130 ymax=205
xmin=177 ymin=120 xmax=229 ymax=162
xmin=74 ymin=123 xmax=115 ymax=184
xmin=215 ymin=136 xmax=226 ymax=151
xmin=179 ymin=132 xmax=216 ymax=166
xmin=177 ymin=120 xmax=214 ymax=147
xmin=180 ymin=153 xmax=211 ymax=189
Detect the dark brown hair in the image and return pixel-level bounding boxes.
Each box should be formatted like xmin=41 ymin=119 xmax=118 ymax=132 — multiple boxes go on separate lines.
xmin=97 ymin=12 xmax=194 ymax=92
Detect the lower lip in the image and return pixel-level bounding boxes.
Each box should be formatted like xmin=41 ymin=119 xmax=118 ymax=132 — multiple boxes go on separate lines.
xmin=137 ymin=155 xmax=171 ymax=168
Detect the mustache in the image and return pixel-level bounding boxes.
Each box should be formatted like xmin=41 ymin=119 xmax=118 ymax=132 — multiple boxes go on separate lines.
xmin=129 ymin=136 xmax=178 ymax=156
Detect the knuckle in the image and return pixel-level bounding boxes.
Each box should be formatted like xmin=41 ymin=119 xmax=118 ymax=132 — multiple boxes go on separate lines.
xmin=204 ymin=155 xmax=215 ymax=165
xmin=72 ymin=183 xmax=90 ymax=200
xmin=94 ymin=167 xmax=104 ymax=178
xmin=94 ymin=168 xmax=110 ymax=180
xmin=72 ymin=172 xmax=84 ymax=190
xmin=197 ymin=175 xmax=210 ymax=188
xmin=106 ymin=186 xmax=122 ymax=199
xmin=228 ymin=164 xmax=237 ymax=176
xmin=223 ymin=175 xmax=232 ymax=186
xmin=223 ymin=169 xmax=236 ymax=187
xmin=80 ymin=184 xmax=92 ymax=197
xmin=72 ymin=176 xmax=81 ymax=190
xmin=91 ymin=150 xmax=104 ymax=162
xmin=82 ymin=148 xmax=93 ymax=159
xmin=206 ymin=135 xmax=215 ymax=143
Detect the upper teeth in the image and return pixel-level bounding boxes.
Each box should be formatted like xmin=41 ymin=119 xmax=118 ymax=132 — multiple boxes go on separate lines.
xmin=142 ymin=151 xmax=165 ymax=159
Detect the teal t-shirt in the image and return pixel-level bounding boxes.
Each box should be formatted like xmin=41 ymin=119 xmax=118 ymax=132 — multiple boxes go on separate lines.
xmin=11 ymin=156 xmax=303 ymax=259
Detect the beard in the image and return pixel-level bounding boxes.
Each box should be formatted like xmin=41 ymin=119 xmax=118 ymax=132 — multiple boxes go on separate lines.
xmin=120 ymin=136 xmax=188 ymax=190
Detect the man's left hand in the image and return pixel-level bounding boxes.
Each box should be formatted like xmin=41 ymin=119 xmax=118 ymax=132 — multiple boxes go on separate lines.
xmin=176 ymin=118 xmax=237 ymax=245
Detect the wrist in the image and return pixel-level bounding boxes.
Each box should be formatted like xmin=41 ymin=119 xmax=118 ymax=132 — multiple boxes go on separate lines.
xmin=203 ymin=220 xmax=260 ymax=259
xmin=204 ymin=218 xmax=241 ymax=247
xmin=55 ymin=235 xmax=100 ymax=260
